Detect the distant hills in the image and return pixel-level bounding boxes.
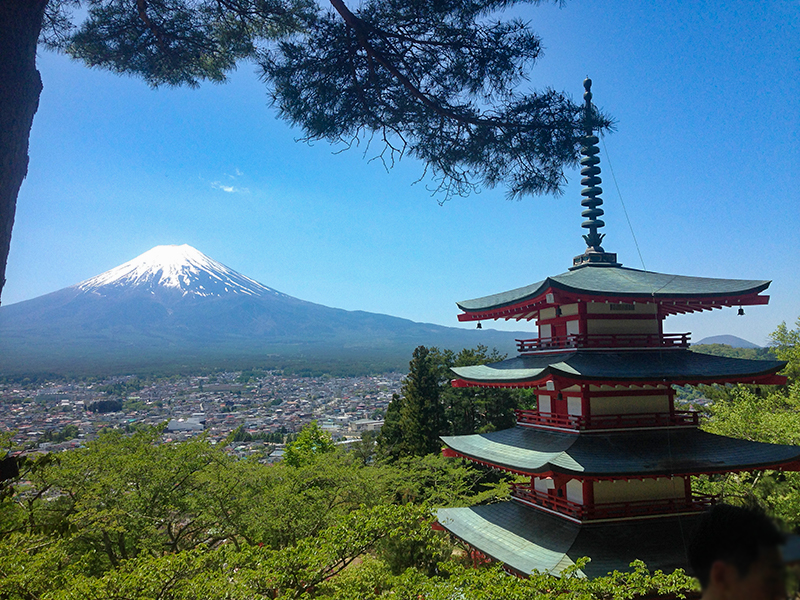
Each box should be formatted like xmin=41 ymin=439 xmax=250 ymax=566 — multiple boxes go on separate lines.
xmin=694 ymin=335 xmax=761 ymax=348
xmin=0 ymin=245 xmax=524 ymax=376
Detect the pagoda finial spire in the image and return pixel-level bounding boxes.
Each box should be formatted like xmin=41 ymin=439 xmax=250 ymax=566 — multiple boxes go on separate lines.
xmin=571 ymin=78 xmax=620 ymax=269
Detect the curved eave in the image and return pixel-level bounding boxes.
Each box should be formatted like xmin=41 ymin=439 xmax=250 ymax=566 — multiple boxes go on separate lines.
xmin=436 ymin=503 xmax=701 ymax=578
xmin=456 ymin=267 xmax=771 ymax=322
xmin=450 ymin=351 xmax=787 ymax=388
xmin=440 ymin=427 xmax=800 ymax=477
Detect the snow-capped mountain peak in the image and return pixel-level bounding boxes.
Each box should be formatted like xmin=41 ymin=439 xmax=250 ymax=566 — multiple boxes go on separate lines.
xmin=76 ymin=244 xmax=281 ymax=298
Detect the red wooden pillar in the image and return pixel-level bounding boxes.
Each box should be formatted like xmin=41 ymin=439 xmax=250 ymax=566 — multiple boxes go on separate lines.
xmin=668 ymin=386 xmax=676 ymax=419
xmin=581 ymin=383 xmax=591 ymax=426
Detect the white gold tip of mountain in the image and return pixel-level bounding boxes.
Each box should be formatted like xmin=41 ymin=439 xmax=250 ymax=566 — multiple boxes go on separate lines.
xmin=76 ymin=244 xmax=281 ymax=298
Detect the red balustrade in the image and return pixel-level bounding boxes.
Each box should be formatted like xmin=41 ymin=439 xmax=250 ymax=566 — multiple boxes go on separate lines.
xmin=510 ymin=483 xmax=718 ymax=521
xmin=515 ymin=332 xmax=690 ymax=353
xmin=514 ymin=409 xmax=699 ymax=430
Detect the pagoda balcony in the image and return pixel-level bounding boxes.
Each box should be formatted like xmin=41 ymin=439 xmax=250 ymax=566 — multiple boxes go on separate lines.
xmin=510 ymin=483 xmax=719 ymax=522
xmin=514 ymin=409 xmax=699 ymax=431
xmin=515 ymin=332 xmax=690 ymax=353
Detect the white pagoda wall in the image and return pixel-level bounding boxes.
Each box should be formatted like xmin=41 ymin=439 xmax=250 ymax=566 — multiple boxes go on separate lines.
xmin=593 ymin=477 xmax=686 ymax=504
xmin=589 ymin=394 xmax=671 ymax=415
xmin=585 ymin=318 xmax=659 ymax=335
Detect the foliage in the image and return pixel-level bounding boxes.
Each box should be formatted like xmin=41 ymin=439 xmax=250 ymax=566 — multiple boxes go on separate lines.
xmin=94 ymin=378 xmax=143 ymax=397
xmin=378 ymin=345 xmax=520 ymax=460
xmin=282 ymin=420 xmax=336 ymax=467
xmin=378 ymin=346 xmax=445 ymax=460
xmin=327 ymin=557 xmax=698 ymax=600
xmin=87 ymin=399 xmax=123 ymax=413
xmin=0 ymin=419 xmax=701 ymax=599
xmin=695 ymin=381 xmax=800 ymax=529
xmin=262 ymin=0 xmax=611 ymax=201
xmin=0 ymin=534 xmax=89 ymax=600
xmin=690 ymin=343 xmax=772 ymax=361
xmin=442 ymin=346 xmax=519 ymax=434
xmin=693 ymin=316 xmax=800 ymax=529
xmin=230 ymin=425 xmax=285 ymax=444
xmin=39 ymin=424 xmax=79 ymax=444
xmin=388 ymin=453 xmax=512 ymax=508
xmin=769 ymin=317 xmax=800 ymax=381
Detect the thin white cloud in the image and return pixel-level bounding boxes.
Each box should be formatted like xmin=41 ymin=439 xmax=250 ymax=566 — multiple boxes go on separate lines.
xmin=211 ymin=181 xmax=249 ymax=194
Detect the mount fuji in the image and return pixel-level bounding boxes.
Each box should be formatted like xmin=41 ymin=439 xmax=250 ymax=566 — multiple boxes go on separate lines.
xmin=0 ymin=245 xmax=517 ymax=375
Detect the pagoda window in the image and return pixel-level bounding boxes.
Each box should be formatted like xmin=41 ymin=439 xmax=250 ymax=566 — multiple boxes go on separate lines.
xmin=539 ymin=323 xmax=552 ymax=339
xmin=539 ymin=307 xmax=557 ymax=320
xmin=560 ymin=303 xmax=579 ymax=316
xmin=593 ymin=477 xmax=686 ymax=504
xmin=538 ymin=395 xmax=551 ymax=413
xmin=585 ymin=318 xmax=659 ymax=335
xmin=586 ymin=302 xmax=658 ymax=316
xmin=566 ymin=319 xmax=580 ymax=337
xmin=566 ymin=479 xmax=584 ymax=505
xmin=567 ymin=396 xmax=582 ymax=416
xmin=589 ymin=393 xmax=671 ymax=416
xmin=533 ymin=477 xmax=555 ymax=493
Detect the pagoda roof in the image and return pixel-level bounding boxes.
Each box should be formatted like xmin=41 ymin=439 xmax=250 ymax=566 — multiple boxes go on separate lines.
xmin=450 ymin=349 xmax=786 ymax=387
xmin=440 ymin=427 xmax=800 ymax=477
xmin=436 ymin=501 xmax=701 ymax=578
xmin=456 ymin=265 xmax=770 ymax=320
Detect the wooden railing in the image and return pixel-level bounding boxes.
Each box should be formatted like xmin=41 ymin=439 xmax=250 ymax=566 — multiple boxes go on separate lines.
xmin=511 ymin=483 xmax=718 ymax=521
xmin=515 ymin=332 xmax=690 ymax=353
xmin=514 ymin=409 xmax=699 ymax=430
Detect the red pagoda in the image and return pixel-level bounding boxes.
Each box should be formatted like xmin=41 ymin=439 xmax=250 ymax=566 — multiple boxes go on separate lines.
xmin=435 ymin=79 xmax=799 ymax=578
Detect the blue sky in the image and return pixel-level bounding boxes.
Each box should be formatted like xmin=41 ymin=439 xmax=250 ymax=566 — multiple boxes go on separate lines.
xmin=5 ymin=0 xmax=799 ymax=346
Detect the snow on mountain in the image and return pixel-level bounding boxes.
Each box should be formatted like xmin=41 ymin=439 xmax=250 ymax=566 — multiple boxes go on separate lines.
xmin=76 ymin=244 xmax=283 ymax=298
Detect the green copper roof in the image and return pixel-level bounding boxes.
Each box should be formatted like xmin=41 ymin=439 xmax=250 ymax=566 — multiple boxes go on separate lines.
xmin=450 ymin=350 xmax=785 ymax=385
xmin=457 ymin=265 xmax=770 ymax=313
xmin=437 ymin=502 xmax=701 ymax=577
xmin=440 ymin=427 xmax=800 ymax=476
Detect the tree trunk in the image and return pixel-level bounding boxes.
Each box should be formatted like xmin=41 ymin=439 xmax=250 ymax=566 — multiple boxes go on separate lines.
xmin=0 ymin=0 xmax=48 ymax=305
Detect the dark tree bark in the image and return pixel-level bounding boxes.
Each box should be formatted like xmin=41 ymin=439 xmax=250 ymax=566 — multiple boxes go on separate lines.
xmin=0 ymin=0 xmax=47 ymax=304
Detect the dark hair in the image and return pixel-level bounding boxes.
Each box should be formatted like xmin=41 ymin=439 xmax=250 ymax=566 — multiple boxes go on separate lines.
xmin=688 ymin=504 xmax=785 ymax=589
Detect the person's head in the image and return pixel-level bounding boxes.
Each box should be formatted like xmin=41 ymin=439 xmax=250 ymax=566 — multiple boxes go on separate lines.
xmin=689 ymin=504 xmax=786 ymax=600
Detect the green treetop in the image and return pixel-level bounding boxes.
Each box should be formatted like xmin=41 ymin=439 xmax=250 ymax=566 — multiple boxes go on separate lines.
xmin=282 ymin=420 xmax=336 ymax=467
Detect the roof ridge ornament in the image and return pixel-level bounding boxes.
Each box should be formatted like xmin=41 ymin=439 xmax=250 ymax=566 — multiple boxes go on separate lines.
xmin=571 ymin=78 xmax=621 ymax=270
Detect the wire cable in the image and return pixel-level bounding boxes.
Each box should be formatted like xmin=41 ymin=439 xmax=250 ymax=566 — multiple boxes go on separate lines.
xmin=600 ymin=133 xmax=647 ymax=273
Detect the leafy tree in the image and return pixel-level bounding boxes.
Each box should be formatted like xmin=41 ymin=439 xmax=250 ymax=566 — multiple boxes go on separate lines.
xmin=694 ymin=317 xmax=800 ymax=529
xmin=9 ymin=427 xmax=230 ymax=571
xmin=442 ymin=346 xmax=518 ymax=435
xmin=87 ymin=399 xmax=123 ymax=413
xmin=378 ymin=345 xmax=444 ymax=460
xmin=379 ymin=345 xmax=524 ymax=460
xmin=388 ymin=453 xmax=511 ymax=508
xmin=282 ymin=420 xmax=335 ymax=467
xmin=39 ymin=423 xmax=79 ymax=444
xmin=0 ymin=0 xmax=611 ymax=302
xmin=769 ymin=316 xmax=800 ymax=381
xmin=690 ymin=343 xmax=772 ymax=361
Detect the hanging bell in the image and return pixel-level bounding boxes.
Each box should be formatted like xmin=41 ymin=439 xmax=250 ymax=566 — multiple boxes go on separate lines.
xmin=738 ymin=307 xmax=745 ymax=316
xmin=476 ymin=321 xmax=482 ymax=329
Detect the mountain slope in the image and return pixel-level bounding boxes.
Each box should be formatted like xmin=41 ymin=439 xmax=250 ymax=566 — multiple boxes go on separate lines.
xmin=0 ymin=245 xmax=522 ymax=375
xmin=694 ymin=335 xmax=761 ymax=349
